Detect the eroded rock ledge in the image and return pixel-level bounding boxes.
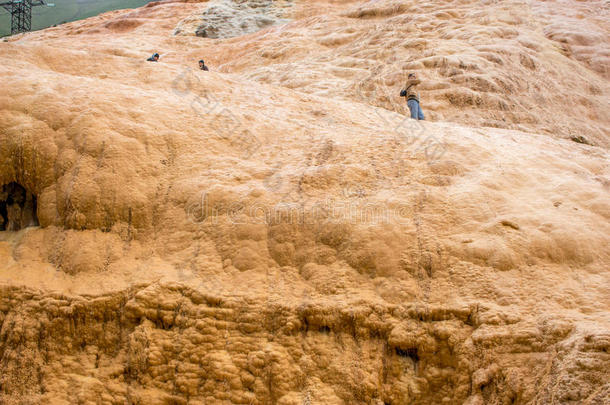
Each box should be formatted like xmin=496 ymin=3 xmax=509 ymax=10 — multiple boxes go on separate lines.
xmin=1 ymin=284 xmax=607 ymax=404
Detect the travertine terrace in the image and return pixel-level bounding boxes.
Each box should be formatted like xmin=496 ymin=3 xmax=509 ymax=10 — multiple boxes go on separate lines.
xmin=0 ymin=0 xmax=609 ymax=404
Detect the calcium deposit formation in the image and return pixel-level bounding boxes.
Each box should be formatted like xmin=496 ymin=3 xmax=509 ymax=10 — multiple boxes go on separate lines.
xmin=0 ymin=0 xmax=609 ymax=404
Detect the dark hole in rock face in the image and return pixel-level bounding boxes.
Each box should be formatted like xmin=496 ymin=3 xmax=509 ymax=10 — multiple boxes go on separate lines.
xmin=395 ymin=347 xmax=419 ymax=362
xmin=0 ymin=182 xmax=39 ymax=231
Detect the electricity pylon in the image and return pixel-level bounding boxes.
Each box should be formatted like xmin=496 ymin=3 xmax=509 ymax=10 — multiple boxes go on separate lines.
xmin=1 ymin=0 xmax=53 ymax=35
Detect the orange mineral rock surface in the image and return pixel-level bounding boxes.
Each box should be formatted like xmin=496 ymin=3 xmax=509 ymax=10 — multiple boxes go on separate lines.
xmin=0 ymin=0 xmax=608 ymax=404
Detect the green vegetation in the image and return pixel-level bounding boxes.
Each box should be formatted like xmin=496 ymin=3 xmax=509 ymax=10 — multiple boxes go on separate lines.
xmin=1 ymin=0 xmax=155 ymax=37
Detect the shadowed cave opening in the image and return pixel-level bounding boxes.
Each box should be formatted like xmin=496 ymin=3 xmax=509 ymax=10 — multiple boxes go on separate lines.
xmin=395 ymin=347 xmax=419 ymax=362
xmin=0 ymin=182 xmax=39 ymax=231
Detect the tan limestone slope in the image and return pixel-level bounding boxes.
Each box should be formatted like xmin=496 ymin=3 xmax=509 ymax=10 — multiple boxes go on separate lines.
xmin=0 ymin=0 xmax=609 ymax=404
xmin=207 ymin=0 xmax=610 ymax=146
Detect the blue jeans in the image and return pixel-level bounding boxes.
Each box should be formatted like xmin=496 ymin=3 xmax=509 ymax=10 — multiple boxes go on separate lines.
xmin=408 ymin=99 xmax=425 ymax=120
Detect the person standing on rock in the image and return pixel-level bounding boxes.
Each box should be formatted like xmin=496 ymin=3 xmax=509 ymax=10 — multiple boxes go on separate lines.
xmin=147 ymin=53 xmax=160 ymax=62
xmin=199 ymin=59 xmax=209 ymax=71
xmin=401 ymin=72 xmax=425 ymax=120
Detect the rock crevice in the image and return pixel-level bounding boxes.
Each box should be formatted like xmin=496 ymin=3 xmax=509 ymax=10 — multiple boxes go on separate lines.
xmin=0 ymin=182 xmax=38 ymax=231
